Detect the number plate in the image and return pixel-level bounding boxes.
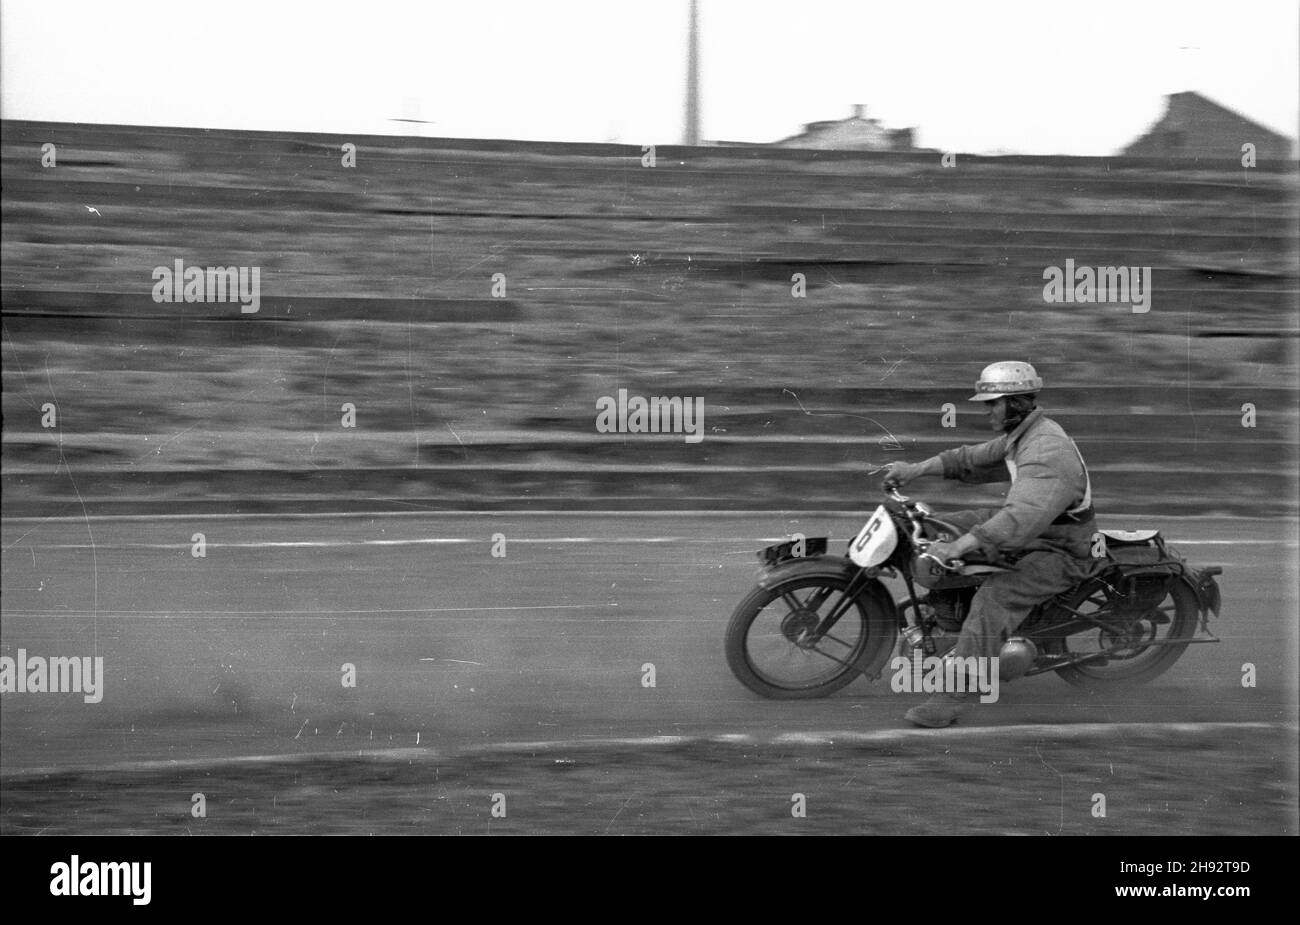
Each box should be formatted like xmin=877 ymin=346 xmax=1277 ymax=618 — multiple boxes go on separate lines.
xmin=849 ymin=505 xmax=897 ymax=568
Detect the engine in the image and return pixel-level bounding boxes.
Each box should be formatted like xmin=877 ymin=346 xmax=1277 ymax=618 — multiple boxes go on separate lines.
xmin=922 ymin=588 xmax=966 ymax=631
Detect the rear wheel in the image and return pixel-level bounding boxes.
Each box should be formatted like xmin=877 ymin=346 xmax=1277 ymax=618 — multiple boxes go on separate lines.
xmin=1053 ymin=577 xmax=1199 ymax=689
xmin=724 ymin=572 xmax=893 ymax=699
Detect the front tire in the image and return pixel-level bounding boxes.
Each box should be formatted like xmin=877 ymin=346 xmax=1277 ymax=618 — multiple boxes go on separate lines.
xmin=724 ymin=571 xmax=894 ymax=699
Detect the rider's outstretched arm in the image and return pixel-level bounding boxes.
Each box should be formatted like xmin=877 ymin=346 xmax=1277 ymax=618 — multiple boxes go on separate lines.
xmin=938 ymin=434 xmax=1012 ymax=484
xmin=885 ymin=435 xmax=1011 ymax=487
xmin=882 ymin=456 xmax=943 ymax=485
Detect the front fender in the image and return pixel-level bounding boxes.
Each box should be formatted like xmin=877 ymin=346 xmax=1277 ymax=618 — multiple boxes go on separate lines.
xmin=757 ymin=553 xmax=861 ymax=589
xmin=757 ymin=536 xmax=829 ymax=569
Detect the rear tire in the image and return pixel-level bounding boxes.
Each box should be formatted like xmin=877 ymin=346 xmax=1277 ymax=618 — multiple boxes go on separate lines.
xmin=1054 ymin=578 xmax=1199 ymax=689
xmin=725 ymin=572 xmax=894 ymax=699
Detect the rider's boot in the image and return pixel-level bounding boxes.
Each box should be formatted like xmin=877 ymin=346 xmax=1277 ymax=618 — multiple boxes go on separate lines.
xmin=904 ymin=688 xmax=979 ymax=728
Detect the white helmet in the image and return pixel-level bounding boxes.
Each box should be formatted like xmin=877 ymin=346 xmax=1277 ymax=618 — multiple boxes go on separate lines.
xmin=969 ymin=361 xmax=1043 ymax=402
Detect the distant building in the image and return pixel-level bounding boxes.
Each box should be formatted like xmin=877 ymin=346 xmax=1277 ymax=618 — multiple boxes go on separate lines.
xmin=1122 ymin=91 xmax=1294 ymax=161
xmin=772 ymin=104 xmax=916 ymax=152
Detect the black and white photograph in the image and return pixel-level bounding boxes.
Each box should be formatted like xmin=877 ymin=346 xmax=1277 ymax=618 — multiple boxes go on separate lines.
xmin=1 ymin=0 xmax=1296 ymax=881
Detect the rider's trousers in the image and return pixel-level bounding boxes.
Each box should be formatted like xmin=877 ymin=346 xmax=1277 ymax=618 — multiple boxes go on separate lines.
xmin=940 ymin=510 xmax=1099 ymax=663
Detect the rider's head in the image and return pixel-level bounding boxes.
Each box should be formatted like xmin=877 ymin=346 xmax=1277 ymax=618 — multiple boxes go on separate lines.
xmin=969 ymin=361 xmax=1042 ymax=433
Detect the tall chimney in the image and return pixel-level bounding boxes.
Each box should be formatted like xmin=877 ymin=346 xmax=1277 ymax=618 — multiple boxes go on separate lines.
xmin=685 ymin=0 xmax=700 ymax=145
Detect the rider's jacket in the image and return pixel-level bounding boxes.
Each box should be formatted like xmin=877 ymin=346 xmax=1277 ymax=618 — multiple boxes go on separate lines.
xmin=937 ymin=407 xmax=1094 ymax=559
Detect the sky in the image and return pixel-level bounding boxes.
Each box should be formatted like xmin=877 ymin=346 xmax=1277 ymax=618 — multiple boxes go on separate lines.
xmin=1 ymin=0 xmax=1296 ymax=155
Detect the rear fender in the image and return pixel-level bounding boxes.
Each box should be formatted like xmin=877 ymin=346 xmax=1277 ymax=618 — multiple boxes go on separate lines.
xmin=1183 ymin=567 xmax=1223 ymax=629
xmin=1108 ymin=539 xmax=1222 ymax=630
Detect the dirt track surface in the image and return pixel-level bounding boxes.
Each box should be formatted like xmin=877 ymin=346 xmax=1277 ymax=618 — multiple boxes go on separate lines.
xmin=3 ymin=724 xmax=1295 ymax=836
xmin=2 ymin=512 xmax=1296 ymax=834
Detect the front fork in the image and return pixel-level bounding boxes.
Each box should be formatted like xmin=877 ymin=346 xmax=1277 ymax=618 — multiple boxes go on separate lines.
xmin=810 ymin=567 xmax=934 ymax=656
xmin=895 ymin=570 xmax=937 ymax=656
xmin=782 ymin=568 xmax=882 ymax=677
xmin=804 ymin=570 xmax=865 ymax=641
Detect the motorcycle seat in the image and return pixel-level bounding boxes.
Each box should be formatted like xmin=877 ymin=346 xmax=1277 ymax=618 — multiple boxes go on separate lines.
xmin=1100 ymin=528 xmax=1160 ymax=544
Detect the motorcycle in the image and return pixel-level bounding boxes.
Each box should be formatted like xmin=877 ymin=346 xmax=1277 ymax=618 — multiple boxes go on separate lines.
xmin=724 ymin=480 xmax=1223 ymax=699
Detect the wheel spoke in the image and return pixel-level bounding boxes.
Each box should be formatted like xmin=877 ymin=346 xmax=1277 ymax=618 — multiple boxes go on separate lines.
xmin=820 ymin=631 xmax=855 ymax=650
xmin=739 ymin=578 xmax=874 ymax=691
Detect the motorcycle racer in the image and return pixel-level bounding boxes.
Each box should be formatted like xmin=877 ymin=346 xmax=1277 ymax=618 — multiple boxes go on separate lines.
xmin=881 ymin=361 xmax=1099 ymax=728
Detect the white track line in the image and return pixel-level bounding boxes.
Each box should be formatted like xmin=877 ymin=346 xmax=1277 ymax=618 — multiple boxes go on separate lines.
xmin=5 ymin=537 xmax=766 ymax=550
xmin=0 ymin=603 xmax=615 ymax=616
xmin=4 ymin=511 xmax=1294 ymax=524
xmin=4 ymin=537 xmax=1293 ymax=552
xmin=2 ymin=721 xmax=1293 ymax=781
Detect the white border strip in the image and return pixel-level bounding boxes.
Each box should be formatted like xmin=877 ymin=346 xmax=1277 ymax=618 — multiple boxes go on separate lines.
xmin=2 ymin=721 xmax=1292 ymax=781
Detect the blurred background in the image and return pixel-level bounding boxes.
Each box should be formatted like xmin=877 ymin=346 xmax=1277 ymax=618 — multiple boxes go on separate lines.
xmin=1 ymin=125 xmax=1296 ymax=517
xmin=2 ymin=0 xmax=1297 ymax=518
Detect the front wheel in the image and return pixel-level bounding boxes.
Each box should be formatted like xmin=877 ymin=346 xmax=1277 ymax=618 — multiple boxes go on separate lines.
xmin=724 ymin=571 xmax=894 ymax=699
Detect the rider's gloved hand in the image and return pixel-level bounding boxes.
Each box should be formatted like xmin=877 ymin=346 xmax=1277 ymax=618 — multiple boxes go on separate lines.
xmin=880 ymin=461 xmax=924 ymax=489
xmin=926 ymin=534 xmax=980 ymax=565
xmin=924 ymin=540 xmax=962 ymax=564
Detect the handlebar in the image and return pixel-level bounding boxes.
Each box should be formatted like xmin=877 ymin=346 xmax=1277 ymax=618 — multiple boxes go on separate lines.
xmin=878 ymin=474 xmax=985 ymax=571
xmin=882 ymin=477 xmax=909 ymax=505
xmin=879 ymin=480 xmax=964 ymax=570
xmin=917 ymin=550 xmax=965 ymax=572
